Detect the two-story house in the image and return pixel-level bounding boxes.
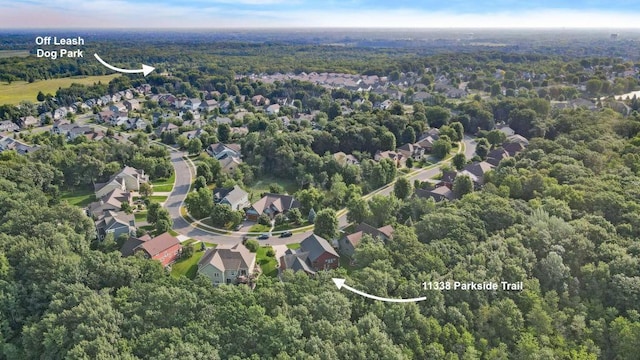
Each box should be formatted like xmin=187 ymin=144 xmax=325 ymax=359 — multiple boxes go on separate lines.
xmin=197 ymin=244 xmax=256 ymax=285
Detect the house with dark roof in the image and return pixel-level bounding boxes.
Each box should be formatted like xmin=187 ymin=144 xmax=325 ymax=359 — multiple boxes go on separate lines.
xmin=461 ymin=161 xmax=494 ymax=186
xmin=95 ymin=210 xmax=135 ymax=241
xmin=339 ymin=223 xmax=394 ymax=257
xmin=197 ymin=244 xmax=256 ymax=285
xmin=120 ymin=232 xmax=182 ymax=267
xmin=0 ymin=135 xmax=38 ymax=155
xmin=503 ymin=141 xmax=527 ymax=156
xmin=332 ymin=152 xmax=360 ymax=166
xmin=245 ymin=193 xmax=300 ymax=222
xmin=213 ymin=185 xmax=249 ymax=211
xmin=219 ymin=156 xmax=243 ymax=174
xmin=280 ymin=234 xmax=339 ymax=275
xmin=155 ymin=122 xmax=179 ymax=136
xmin=397 ymin=143 xmax=426 ymax=160
xmin=375 ymin=150 xmax=405 ymax=167
xmin=486 ymin=148 xmax=510 ymax=167
xmin=415 ymin=185 xmax=455 ymax=202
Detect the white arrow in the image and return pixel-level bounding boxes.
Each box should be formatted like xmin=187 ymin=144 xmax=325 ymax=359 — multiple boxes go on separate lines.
xmin=94 ymin=53 xmax=155 ymax=76
xmin=332 ymin=278 xmax=427 ymax=303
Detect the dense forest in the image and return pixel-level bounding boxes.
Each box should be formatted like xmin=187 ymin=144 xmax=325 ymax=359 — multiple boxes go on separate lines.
xmin=2 ymin=97 xmax=640 ymax=358
xmin=2 ymin=31 xmax=640 ymax=358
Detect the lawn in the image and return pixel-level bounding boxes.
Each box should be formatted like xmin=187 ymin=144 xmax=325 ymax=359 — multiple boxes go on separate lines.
xmin=168 ymin=229 xmax=179 ymax=236
xmin=201 ymin=242 xmax=217 ymax=248
xmin=286 ymin=243 xmax=301 ymax=250
xmin=257 ymin=246 xmax=278 ymax=277
xmin=152 ymin=184 xmax=174 ymax=192
xmin=134 ymin=212 xmax=147 ymax=222
xmin=60 ymin=188 xmax=95 ymax=207
xmin=0 ymin=50 xmax=29 ymax=58
xmin=152 ymin=173 xmax=176 ymax=187
xmin=246 ymin=176 xmax=298 ymax=203
xmin=170 ymin=250 xmax=205 ymax=279
xmin=248 ymin=224 xmax=271 ymax=233
xmin=149 ymin=196 xmax=168 ymax=203
xmin=273 ymin=220 xmax=310 ymax=232
xmin=0 ymin=74 xmax=120 ymax=105
xmin=182 ymin=239 xmax=198 ymax=246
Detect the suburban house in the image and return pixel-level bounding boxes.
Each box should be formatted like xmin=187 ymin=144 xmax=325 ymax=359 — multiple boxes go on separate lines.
xmin=18 ymin=116 xmax=39 ymax=129
xmin=0 ymin=135 xmax=37 ymax=155
xmin=120 ymin=232 xmax=182 ymax=267
xmin=415 ymin=185 xmax=455 ymax=202
xmin=123 ymin=99 xmax=141 ymax=112
xmin=95 ymin=210 xmax=135 ymax=241
xmin=265 ymin=104 xmax=280 ymax=115
xmin=197 ymin=244 xmax=256 ymax=286
xmin=416 ymin=136 xmax=436 ymax=152
xmin=206 ymin=142 xmax=241 ymax=160
xmin=339 ymin=223 xmax=394 ymax=257
xmin=155 ymin=122 xmax=179 ymax=136
xmin=87 ymin=188 xmax=132 ymax=218
xmin=251 ymin=95 xmax=269 ymax=106
xmin=94 ymin=166 xmax=149 ymax=198
xmin=66 ymin=126 xmax=94 ymax=141
xmin=245 ymin=193 xmax=300 ymax=222
xmin=280 ymin=234 xmax=339 ymax=275
xmin=213 ymin=117 xmax=232 ymax=125
xmin=333 ymin=152 xmax=360 ymax=166
xmin=126 ymin=118 xmax=148 ymax=131
xmin=496 ymin=124 xmax=516 ymax=137
xmin=486 ymin=148 xmax=511 ymax=167
xmin=219 ymin=156 xmax=243 ymax=174
xmin=183 ymin=128 xmax=207 ymax=139
xmin=375 ymin=150 xmax=405 ymax=167
xmin=397 ymin=143 xmax=426 ymax=160
xmin=199 ymin=99 xmax=218 ymax=111
xmin=184 ymin=98 xmax=202 ymax=110
xmin=109 ymin=104 xmax=127 ymax=113
xmin=461 ymin=161 xmax=494 ymax=186
xmin=505 ymin=134 xmax=529 ymax=147
xmin=0 ymin=120 xmax=18 ymax=133
xmin=213 ymin=185 xmax=250 ymax=211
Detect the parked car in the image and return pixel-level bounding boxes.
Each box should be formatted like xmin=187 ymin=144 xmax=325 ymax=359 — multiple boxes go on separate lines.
xmin=257 ymin=233 xmax=270 ymax=240
xmin=235 ymin=224 xmax=243 ymax=231
xmin=279 ymin=231 xmax=292 ymax=238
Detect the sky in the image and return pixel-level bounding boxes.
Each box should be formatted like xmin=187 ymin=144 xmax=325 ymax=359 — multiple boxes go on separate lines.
xmin=1 ymin=0 xmax=640 ymax=29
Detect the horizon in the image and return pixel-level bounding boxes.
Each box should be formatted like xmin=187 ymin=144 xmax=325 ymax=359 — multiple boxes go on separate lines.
xmin=1 ymin=0 xmax=640 ymax=29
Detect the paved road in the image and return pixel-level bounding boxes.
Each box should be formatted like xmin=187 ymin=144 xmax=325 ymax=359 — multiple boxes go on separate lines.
xmin=166 ymin=136 xmax=477 ymax=246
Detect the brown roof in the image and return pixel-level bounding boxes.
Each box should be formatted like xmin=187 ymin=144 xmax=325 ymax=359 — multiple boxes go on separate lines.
xmin=345 ymin=223 xmax=395 ymax=248
xmin=198 ymin=244 xmax=254 ymax=272
xmin=138 ymin=232 xmax=180 ymax=257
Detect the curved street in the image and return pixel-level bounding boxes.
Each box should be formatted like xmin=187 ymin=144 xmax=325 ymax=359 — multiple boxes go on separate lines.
xmin=164 ymin=136 xmax=477 ymax=246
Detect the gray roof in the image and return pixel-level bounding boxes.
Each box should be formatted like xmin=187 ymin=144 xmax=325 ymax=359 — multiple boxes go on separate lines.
xmin=300 ymin=234 xmax=338 ymax=262
xmin=198 ymin=244 xmax=254 ymax=272
xmin=214 ymin=185 xmax=248 ymax=206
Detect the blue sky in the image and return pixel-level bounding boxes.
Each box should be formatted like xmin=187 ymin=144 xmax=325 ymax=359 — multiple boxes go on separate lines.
xmin=1 ymin=0 xmax=639 ymax=28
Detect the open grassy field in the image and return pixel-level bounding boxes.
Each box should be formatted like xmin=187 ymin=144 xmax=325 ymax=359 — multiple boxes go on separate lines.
xmin=151 ymin=184 xmax=174 ymax=193
xmin=152 ymin=173 xmax=176 ymax=187
xmin=0 ymin=74 xmax=120 ymax=105
xmin=0 ymin=50 xmax=30 ymax=58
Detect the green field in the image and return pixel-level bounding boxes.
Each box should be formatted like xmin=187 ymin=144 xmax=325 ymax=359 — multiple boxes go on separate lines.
xmin=248 ymin=224 xmax=271 ymax=233
xmin=0 ymin=74 xmax=120 ymax=105
xmin=134 ymin=211 xmax=147 ymax=222
xmin=247 ymin=176 xmax=298 ymax=203
xmin=151 ymin=184 xmax=174 ymax=192
xmin=257 ymin=246 xmax=277 ymax=277
xmin=152 ymin=173 xmax=176 ymax=187
xmin=0 ymin=50 xmax=29 ymax=58
xmin=286 ymin=243 xmax=301 ymax=250
xmin=60 ymin=188 xmax=95 ymax=207
xmin=171 ymin=250 xmax=205 ymax=279
xmin=149 ymin=196 xmax=168 ymax=203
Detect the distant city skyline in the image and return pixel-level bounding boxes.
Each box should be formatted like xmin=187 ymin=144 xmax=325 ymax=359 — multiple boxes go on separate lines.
xmin=1 ymin=0 xmax=639 ymax=29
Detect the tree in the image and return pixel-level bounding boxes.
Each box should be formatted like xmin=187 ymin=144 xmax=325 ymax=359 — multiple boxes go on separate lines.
xmin=139 ymin=182 xmax=153 ymax=198
xmin=380 ymin=131 xmax=396 ymax=151
xmin=156 ymin=219 xmax=171 ymax=234
xmin=314 ymin=209 xmax=338 ymax=239
xmin=347 ymin=198 xmax=372 ymax=224
xmin=486 ymin=130 xmax=507 ymax=148
xmin=155 ymin=207 xmax=172 ymax=226
xmin=308 ymin=208 xmax=317 ymax=224
xmin=258 ymin=213 xmax=271 ymax=226
xmin=182 ymin=244 xmax=194 ymax=259
xmin=193 ymin=176 xmax=207 ymax=190
xmin=36 ymin=91 xmax=45 ymax=102
xmin=187 ymin=138 xmax=203 ymax=155
xmin=245 ymin=239 xmax=259 ymax=252
xmin=452 ymin=153 xmax=467 ymax=171
xmin=185 ymin=187 xmax=214 ymax=219
xmin=288 ymin=208 xmax=302 ymax=224
xmin=425 ymin=106 xmax=451 ymax=128
xmin=453 ymin=174 xmax=473 ymax=198
xmin=146 ymin=202 xmax=161 ymax=224
xmin=274 ymin=213 xmax=287 ymax=226
xmin=218 ymin=124 xmax=231 ymax=142
xmin=210 ymin=204 xmax=233 ymax=227
xmin=432 ymin=139 xmax=452 ymax=159
xmin=405 ymin=157 xmax=414 ymax=168
xmin=393 ymin=177 xmax=412 ymax=200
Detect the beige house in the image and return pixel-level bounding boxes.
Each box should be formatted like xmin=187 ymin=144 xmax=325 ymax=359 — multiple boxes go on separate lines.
xmin=197 ymin=244 xmax=256 ymax=286
xmin=94 ymin=166 xmax=149 ymax=198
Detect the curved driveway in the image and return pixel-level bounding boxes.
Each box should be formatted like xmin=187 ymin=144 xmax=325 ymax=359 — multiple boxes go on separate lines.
xmin=165 ymin=136 xmax=476 ymax=246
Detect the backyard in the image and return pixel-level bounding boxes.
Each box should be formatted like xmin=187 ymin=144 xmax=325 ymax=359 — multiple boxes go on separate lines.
xmin=60 ymin=187 xmax=95 ymax=207
xmin=256 ymin=246 xmax=277 ymax=277
xmin=246 ymin=176 xmax=298 ymax=203
xmin=170 ymin=250 xmax=206 ymax=279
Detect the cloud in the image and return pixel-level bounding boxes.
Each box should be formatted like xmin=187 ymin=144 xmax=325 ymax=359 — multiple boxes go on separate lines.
xmin=0 ymin=0 xmax=639 ymax=28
